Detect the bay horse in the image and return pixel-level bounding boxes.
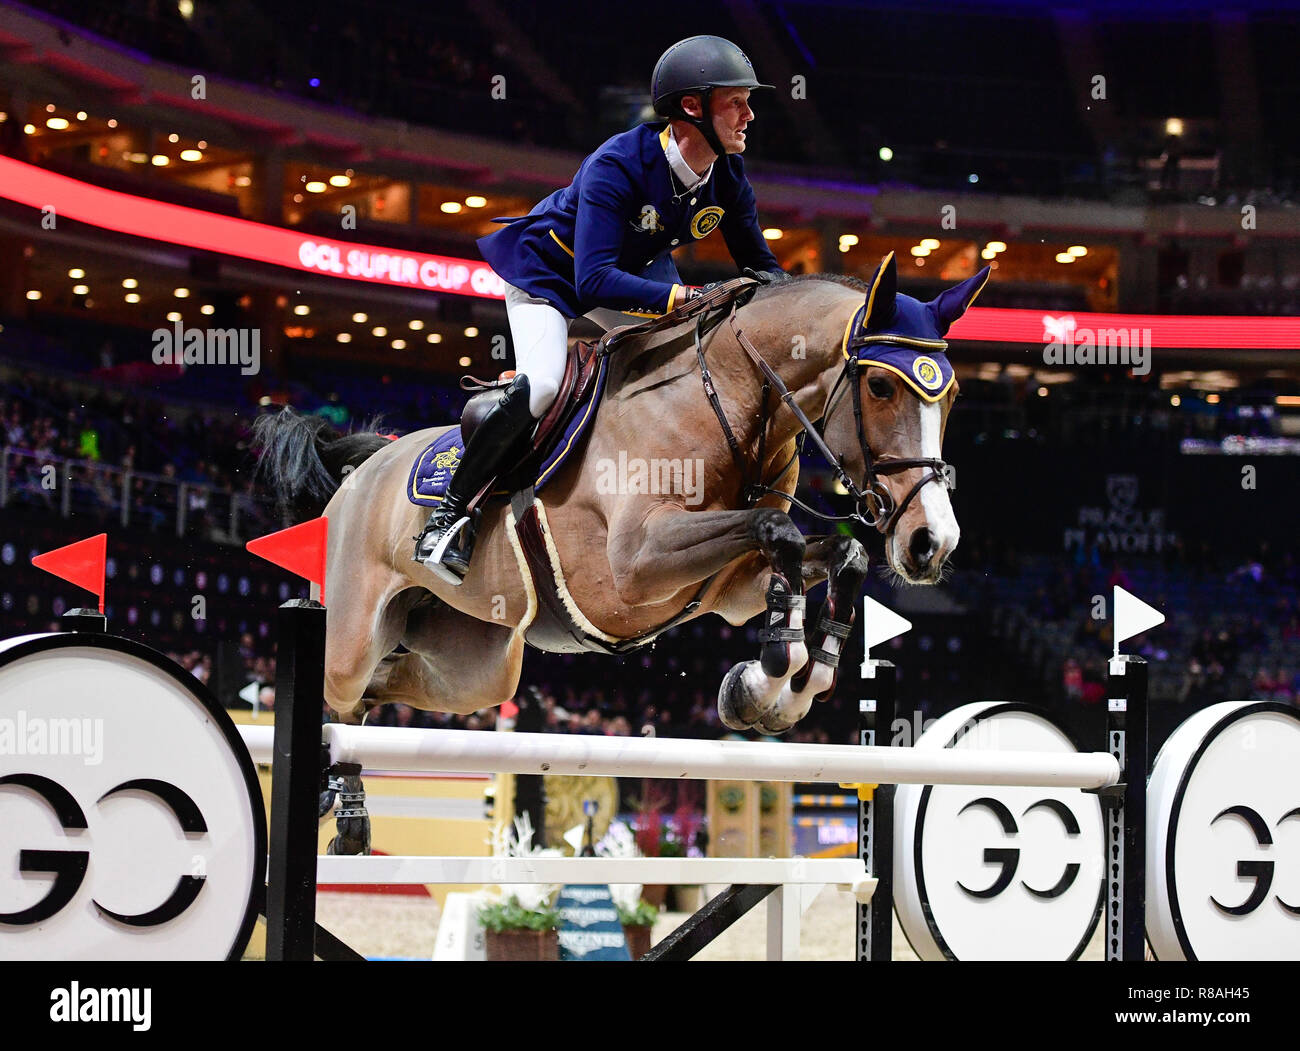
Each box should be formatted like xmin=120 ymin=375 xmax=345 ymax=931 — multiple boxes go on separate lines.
xmin=252 ymin=252 xmax=988 ymax=736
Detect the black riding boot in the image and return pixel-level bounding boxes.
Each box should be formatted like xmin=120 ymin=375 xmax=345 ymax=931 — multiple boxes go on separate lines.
xmin=414 ymin=374 xmax=536 ymax=585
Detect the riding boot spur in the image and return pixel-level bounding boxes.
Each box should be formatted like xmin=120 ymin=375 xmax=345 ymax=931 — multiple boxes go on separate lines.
xmin=414 ymin=373 xmax=537 ymax=585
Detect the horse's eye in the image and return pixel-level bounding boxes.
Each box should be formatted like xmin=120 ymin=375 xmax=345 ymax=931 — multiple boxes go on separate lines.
xmin=867 ymin=375 xmax=894 ymax=399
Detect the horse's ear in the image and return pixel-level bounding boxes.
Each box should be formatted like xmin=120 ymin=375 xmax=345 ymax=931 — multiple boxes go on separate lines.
xmin=927 ymin=265 xmax=991 ymax=336
xmin=862 ymin=251 xmax=898 ymax=332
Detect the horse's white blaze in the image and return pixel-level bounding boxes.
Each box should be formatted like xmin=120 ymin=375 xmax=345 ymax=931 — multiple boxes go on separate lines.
xmin=887 ymin=398 xmax=959 ymax=578
xmin=917 ymin=399 xmax=959 ymax=551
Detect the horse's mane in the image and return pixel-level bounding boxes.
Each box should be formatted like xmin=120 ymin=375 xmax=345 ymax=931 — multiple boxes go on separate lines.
xmin=752 ymin=272 xmax=872 ymax=298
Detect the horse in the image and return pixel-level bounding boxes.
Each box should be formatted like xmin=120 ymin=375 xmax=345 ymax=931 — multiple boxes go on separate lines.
xmin=252 ymin=251 xmax=988 ymax=736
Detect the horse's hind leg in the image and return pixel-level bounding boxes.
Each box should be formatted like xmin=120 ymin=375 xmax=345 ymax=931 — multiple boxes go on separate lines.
xmin=371 ymin=601 xmax=528 ymax=716
xmin=322 ymin=568 xmax=415 ymax=722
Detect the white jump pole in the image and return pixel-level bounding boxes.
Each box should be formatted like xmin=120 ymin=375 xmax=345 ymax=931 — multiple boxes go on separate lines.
xmin=321 ymin=724 xmax=1120 ymax=789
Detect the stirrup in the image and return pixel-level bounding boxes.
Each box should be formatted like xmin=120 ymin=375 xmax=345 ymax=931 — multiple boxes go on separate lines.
xmin=418 ymin=515 xmax=472 ymax=585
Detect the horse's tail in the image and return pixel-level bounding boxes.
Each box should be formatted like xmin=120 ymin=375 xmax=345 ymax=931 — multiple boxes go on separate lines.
xmin=251 ymin=407 xmax=391 ymax=520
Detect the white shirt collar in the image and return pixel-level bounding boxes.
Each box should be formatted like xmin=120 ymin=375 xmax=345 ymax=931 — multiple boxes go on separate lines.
xmin=662 ymin=125 xmax=712 ymax=192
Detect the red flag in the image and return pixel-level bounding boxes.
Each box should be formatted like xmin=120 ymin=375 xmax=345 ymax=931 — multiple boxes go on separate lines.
xmin=246 ymin=516 xmax=329 ymax=604
xmin=32 ymin=534 xmax=107 ymax=613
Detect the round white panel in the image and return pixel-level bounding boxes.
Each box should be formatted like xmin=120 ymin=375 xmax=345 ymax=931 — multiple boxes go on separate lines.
xmin=894 ymin=702 xmax=1105 ymax=960
xmin=0 ymin=635 xmax=264 ymax=960
xmin=1147 ymin=701 xmax=1300 ymax=960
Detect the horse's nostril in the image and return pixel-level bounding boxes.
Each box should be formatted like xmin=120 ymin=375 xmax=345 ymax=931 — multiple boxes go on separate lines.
xmin=908 ymin=527 xmax=936 ymax=568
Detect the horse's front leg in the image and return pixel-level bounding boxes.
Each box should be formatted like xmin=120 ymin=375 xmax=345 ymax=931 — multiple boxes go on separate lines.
xmin=713 ymin=508 xmax=810 ymax=732
xmin=760 ymin=534 xmax=869 ymax=734
xmin=607 ymin=505 xmax=809 ymax=732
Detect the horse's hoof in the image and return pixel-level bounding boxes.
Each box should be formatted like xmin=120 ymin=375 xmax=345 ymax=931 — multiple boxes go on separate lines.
xmin=718 ymin=660 xmax=772 ymax=731
xmin=756 ymin=716 xmax=797 ymax=736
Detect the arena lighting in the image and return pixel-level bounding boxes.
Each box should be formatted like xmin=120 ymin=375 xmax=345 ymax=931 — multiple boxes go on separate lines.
xmin=23 ymin=124 xmax=35 ymax=135
xmin=1165 ymin=117 xmax=1184 ymax=137
xmin=987 ymin=241 xmax=1007 ymax=252
xmin=76 ymin=111 xmax=87 ymax=121
xmin=122 ymin=278 xmax=138 ymax=288
xmin=166 ymin=311 xmax=182 ymax=322
xmin=180 ymin=149 xmax=203 ymax=162
xmin=201 ymin=304 xmax=214 ymax=315
xmin=25 ymin=290 xmax=41 ymax=300
xmin=464 ymin=326 xmax=479 ymax=337
xmin=440 ymin=201 xmax=462 ymax=213
xmin=1 ymin=156 xmax=1294 ymax=349
xmin=458 ymin=356 xmax=472 ymax=367
xmin=107 ymin=119 xmax=117 ymax=128
xmin=391 ymin=339 xmax=406 ymax=349
xmin=352 ymin=312 xmax=368 ymax=323
xmin=946 ymin=307 xmax=1300 ymax=349
xmin=168 ymin=133 xmax=179 ymax=143
xmin=1170 ymin=395 xmax=1181 ymax=407
xmin=839 ymin=234 xmax=858 ymax=246
xmin=293 ymin=304 xmax=309 ymax=315
xmin=235 ymin=175 xmax=251 ymax=187
xmin=329 ymin=175 xmax=351 ymax=188
xmin=305 ymin=181 xmax=327 ymax=193
xmin=1068 ymin=245 xmax=1088 ymax=257
xmin=980 ymin=247 xmax=996 ymax=260
xmin=371 ymin=326 xmax=387 ymax=337
xmin=173 ymin=287 xmax=190 ymax=297
xmin=427 ymin=333 xmax=442 ymax=343
xmin=408 ymin=319 xmax=424 ymax=330
xmin=920 ymin=238 xmax=940 ymax=250
xmin=68 ymin=267 xmax=84 ymax=279
xmin=151 ymin=155 xmax=169 ymax=166
xmin=0 ymin=154 xmax=507 ymax=300
xmin=1206 ymin=393 xmax=1220 ymax=404
xmin=1055 ymin=252 xmax=1074 ymax=263
xmin=465 ymin=196 xmax=487 ymax=207
xmin=910 ymin=245 xmax=930 ymax=257
xmin=839 ymin=244 xmax=850 ymax=253
xmin=1276 ymin=395 xmax=1300 ymax=407
xmin=46 ymin=117 xmax=70 ymax=130
xmin=72 ymin=284 xmax=88 ymax=295
xmin=879 ymin=146 xmax=893 ymax=161
xmin=124 ymin=293 xmax=140 ymax=303
xmin=762 ymin=228 xmax=783 ymax=239
xmin=337 ymin=333 xmax=352 ymax=343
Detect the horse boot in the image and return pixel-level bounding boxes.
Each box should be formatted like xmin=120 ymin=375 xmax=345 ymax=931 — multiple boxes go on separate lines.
xmin=325 ymin=764 xmax=371 ymax=856
xmin=414 ymin=373 xmax=536 ymax=585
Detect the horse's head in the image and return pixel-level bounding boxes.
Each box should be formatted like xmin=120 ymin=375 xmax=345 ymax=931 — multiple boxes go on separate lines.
xmin=820 ymin=251 xmax=988 ymax=584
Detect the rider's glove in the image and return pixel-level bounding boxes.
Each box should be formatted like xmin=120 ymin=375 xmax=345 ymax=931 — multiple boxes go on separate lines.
xmin=742 ymin=267 xmax=781 ymax=285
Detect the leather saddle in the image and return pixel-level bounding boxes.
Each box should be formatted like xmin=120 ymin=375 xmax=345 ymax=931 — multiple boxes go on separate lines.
xmin=456 ymin=277 xmax=758 ymax=510
xmin=457 ymin=333 xmax=601 ymax=506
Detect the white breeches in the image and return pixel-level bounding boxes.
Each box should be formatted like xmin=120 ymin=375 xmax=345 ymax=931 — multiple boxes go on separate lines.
xmin=503 ymin=282 xmax=646 ymax=419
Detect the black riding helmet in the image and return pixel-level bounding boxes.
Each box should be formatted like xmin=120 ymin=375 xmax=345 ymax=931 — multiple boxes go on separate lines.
xmin=651 ymin=36 xmax=773 ymax=159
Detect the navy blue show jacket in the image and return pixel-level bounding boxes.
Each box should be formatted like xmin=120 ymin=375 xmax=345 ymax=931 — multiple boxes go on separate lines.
xmin=477 ymin=122 xmax=781 ymax=318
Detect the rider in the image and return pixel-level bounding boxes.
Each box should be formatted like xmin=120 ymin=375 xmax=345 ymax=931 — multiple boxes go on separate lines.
xmin=415 ymin=35 xmax=785 ymax=584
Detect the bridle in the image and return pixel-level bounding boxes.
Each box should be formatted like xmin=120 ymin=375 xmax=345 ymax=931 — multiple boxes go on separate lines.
xmin=694 ymin=294 xmax=953 ymax=535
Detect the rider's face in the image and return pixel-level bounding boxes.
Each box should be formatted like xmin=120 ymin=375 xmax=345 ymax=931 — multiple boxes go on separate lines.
xmin=682 ymin=88 xmax=754 ymax=153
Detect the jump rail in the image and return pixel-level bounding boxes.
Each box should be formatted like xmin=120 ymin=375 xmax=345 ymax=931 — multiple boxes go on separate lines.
xmin=318 ymin=723 xmax=1120 ymax=788
xmin=259 ymin=600 xmax=1146 ymax=962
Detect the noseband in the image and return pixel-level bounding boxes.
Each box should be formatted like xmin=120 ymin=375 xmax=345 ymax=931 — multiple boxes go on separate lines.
xmin=694 ymin=297 xmax=952 ymax=535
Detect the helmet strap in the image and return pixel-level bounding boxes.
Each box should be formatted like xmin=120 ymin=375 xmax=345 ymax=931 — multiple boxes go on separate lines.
xmin=681 ymin=87 xmax=727 ymax=160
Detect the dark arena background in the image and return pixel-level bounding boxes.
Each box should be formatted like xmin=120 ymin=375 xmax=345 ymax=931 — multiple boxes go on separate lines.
xmin=1 ymin=0 xmax=1299 ymax=975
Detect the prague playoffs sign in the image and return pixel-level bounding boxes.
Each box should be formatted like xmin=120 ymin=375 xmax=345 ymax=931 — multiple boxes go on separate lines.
xmin=0 ymin=634 xmax=264 ymax=960
xmin=1064 ymin=473 xmax=1178 ymax=556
